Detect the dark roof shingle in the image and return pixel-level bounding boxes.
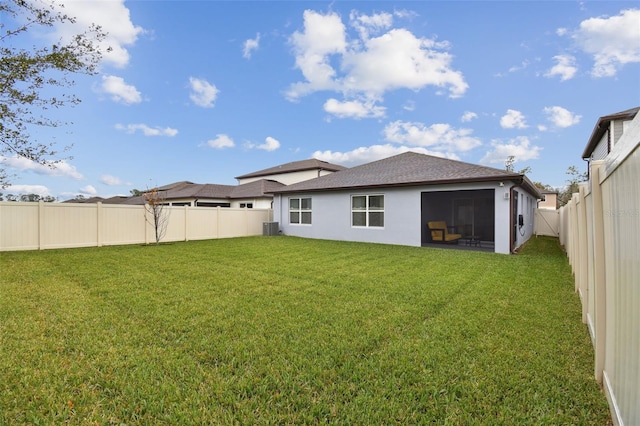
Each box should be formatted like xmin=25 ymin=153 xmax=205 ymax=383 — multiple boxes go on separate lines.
xmin=235 ymin=158 xmax=346 ymax=180
xmin=270 ymin=152 xmax=524 ymax=193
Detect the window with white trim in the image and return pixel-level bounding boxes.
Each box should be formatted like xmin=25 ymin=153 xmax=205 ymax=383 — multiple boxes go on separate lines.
xmin=289 ymin=197 xmax=312 ymax=224
xmin=351 ymin=194 xmax=384 ymax=227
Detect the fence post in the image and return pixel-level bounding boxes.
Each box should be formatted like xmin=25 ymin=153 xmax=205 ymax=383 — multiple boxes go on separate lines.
xmin=185 ymin=205 xmax=189 ymax=242
xmin=216 ymin=206 xmax=220 ymax=239
xmin=97 ymin=202 xmax=103 ymax=247
xmin=590 ymin=161 xmax=607 ymax=384
xmin=38 ymin=201 xmax=44 ymax=250
xmin=144 ymin=203 xmax=150 ymax=245
xmin=577 ymin=184 xmax=589 ymax=324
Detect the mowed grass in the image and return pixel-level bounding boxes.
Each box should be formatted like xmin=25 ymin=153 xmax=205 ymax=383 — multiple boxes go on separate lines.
xmin=0 ymin=236 xmax=609 ymax=424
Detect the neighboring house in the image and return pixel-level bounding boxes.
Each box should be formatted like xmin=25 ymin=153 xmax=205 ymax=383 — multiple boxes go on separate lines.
xmin=270 ymin=152 xmax=541 ymax=254
xmin=235 ymin=158 xmax=347 ymax=185
xmin=582 ymin=106 xmax=639 ymax=163
xmin=538 ymin=191 xmax=558 ymax=210
xmin=88 ymin=159 xmax=347 ymax=208
xmin=122 ymin=180 xmax=285 ymax=209
xmin=63 ymin=196 xmax=130 ymax=204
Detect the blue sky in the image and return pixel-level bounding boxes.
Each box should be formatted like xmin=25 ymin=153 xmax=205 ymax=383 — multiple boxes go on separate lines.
xmin=3 ymin=1 xmax=639 ymax=200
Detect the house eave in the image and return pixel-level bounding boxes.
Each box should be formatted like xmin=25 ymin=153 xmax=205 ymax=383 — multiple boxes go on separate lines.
xmin=269 ymin=175 xmax=528 ymax=195
xmin=581 ymin=107 xmax=639 ymax=160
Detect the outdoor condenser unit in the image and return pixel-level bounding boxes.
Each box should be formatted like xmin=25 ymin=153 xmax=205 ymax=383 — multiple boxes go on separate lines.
xmin=263 ymin=221 xmax=279 ymax=236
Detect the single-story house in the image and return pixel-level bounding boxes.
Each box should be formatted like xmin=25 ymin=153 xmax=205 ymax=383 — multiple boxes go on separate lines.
xmin=121 ymin=179 xmax=286 ymax=209
xmin=270 ymin=152 xmax=541 ymax=254
xmin=63 ymin=195 xmax=130 ymax=204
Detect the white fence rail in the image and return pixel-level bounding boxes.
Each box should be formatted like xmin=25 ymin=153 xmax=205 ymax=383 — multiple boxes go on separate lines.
xmin=559 ymin=116 xmax=639 ymax=426
xmin=0 ymin=202 xmax=273 ymax=251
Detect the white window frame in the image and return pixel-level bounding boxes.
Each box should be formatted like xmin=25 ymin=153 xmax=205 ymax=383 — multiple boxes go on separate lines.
xmin=289 ymin=197 xmax=312 ymax=225
xmin=351 ymin=194 xmax=384 ymax=228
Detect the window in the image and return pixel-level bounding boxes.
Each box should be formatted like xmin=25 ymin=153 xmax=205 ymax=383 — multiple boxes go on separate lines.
xmin=352 ymin=194 xmax=384 ymax=227
xmin=240 ymin=203 xmax=253 ymax=208
xmin=289 ymin=197 xmax=312 ymax=224
xmin=196 ymin=202 xmax=230 ymax=208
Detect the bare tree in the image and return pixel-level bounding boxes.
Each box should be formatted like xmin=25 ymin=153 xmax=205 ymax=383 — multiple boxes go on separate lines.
xmin=505 ymin=155 xmax=532 ymax=175
xmin=143 ymin=187 xmax=170 ymax=244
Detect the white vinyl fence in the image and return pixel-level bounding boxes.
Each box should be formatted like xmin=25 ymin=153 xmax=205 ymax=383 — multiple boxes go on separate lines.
xmin=534 ymin=209 xmax=560 ymax=237
xmin=559 ymin=115 xmax=639 ymax=426
xmin=0 ymin=202 xmax=273 ymax=251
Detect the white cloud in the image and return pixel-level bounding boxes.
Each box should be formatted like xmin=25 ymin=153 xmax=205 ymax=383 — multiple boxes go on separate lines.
xmin=243 ymin=33 xmax=260 ymax=59
xmin=383 ymin=121 xmax=482 ymax=153
xmin=257 ymin=137 xmax=281 ymax=151
xmin=543 ymin=106 xmax=581 ymax=128
xmin=50 ymin=0 xmax=145 ymax=68
xmin=98 ymin=75 xmax=142 ymax=104
xmin=287 ymin=10 xmax=467 ymax=102
xmin=342 ymin=29 xmax=468 ymax=98
xmin=100 ymin=175 xmax=127 ymax=186
xmin=556 ymin=28 xmax=568 ymax=36
xmin=0 ymin=155 xmax=83 ymax=180
xmin=349 ymin=11 xmax=394 ymax=40
xmin=403 ymin=100 xmax=416 ymax=112
xmin=323 ymin=98 xmax=386 ymax=119
xmin=508 ymin=60 xmax=530 ymax=73
xmin=500 ymin=109 xmax=528 ymax=129
xmin=288 ymin=10 xmax=346 ymax=99
xmin=573 ymin=9 xmax=640 ymax=77
xmin=3 ymin=184 xmax=51 ymax=197
xmin=545 ymin=55 xmax=578 ymax=81
xmin=461 ymin=111 xmax=478 ymax=122
xmin=79 ymin=185 xmax=97 ymax=195
xmin=313 ymin=144 xmax=456 ymax=166
xmin=207 ymin=134 xmax=235 ymax=149
xmin=189 ymin=77 xmax=219 ymax=108
xmin=480 ymin=137 xmax=542 ymax=165
xmin=115 ymin=123 xmax=178 ymax=137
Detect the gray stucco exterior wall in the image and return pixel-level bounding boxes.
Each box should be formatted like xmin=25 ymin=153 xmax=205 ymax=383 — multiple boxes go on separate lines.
xmin=273 ymin=181 xmax=536 ymax=255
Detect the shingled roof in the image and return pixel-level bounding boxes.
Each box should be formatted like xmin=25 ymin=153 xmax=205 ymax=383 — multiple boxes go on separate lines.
xmin=230 ymin=179 xmax=285 ymax=198
xmin=122 ymin=179 xmax=283 ymax=205
xmin=270 ymin=152 xmax=541 ymax=197
xmin=235 ymin=158 xmax=346 ymax=180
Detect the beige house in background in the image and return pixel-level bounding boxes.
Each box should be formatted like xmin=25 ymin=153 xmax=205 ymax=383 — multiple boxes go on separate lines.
xmin=538 ymin=191 xmax=558 ymax=210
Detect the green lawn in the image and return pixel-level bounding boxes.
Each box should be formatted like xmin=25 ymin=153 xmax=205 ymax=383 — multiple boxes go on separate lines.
xmin=1 ymin=236 xmax=610 ymax=424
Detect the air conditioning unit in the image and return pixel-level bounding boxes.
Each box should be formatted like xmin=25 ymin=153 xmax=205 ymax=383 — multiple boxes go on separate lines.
xmin=263 ymin=222 xmax=279 ymax=236
xmin=503 ymin=192 xmax=510 ymax=200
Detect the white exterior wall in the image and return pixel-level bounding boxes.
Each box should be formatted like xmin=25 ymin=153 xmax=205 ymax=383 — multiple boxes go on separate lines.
xmin=274 ymin=182 xmax=520 ymax=254
xmin=238 ymin=169 xmax=333 ymax=185
xmin=275 ymin=187 xmax=422 ymax=247
xmin=229 ymin=199 xmax=273 ymax=209
xmin=495 ymin=184 xmax=512 ymax=254
xmin=512 ymin=187 xmax=537 ymax=252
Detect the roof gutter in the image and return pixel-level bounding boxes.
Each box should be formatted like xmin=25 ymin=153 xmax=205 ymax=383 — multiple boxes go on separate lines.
xmin=268 ymin=174 xmax=526 ymax=195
